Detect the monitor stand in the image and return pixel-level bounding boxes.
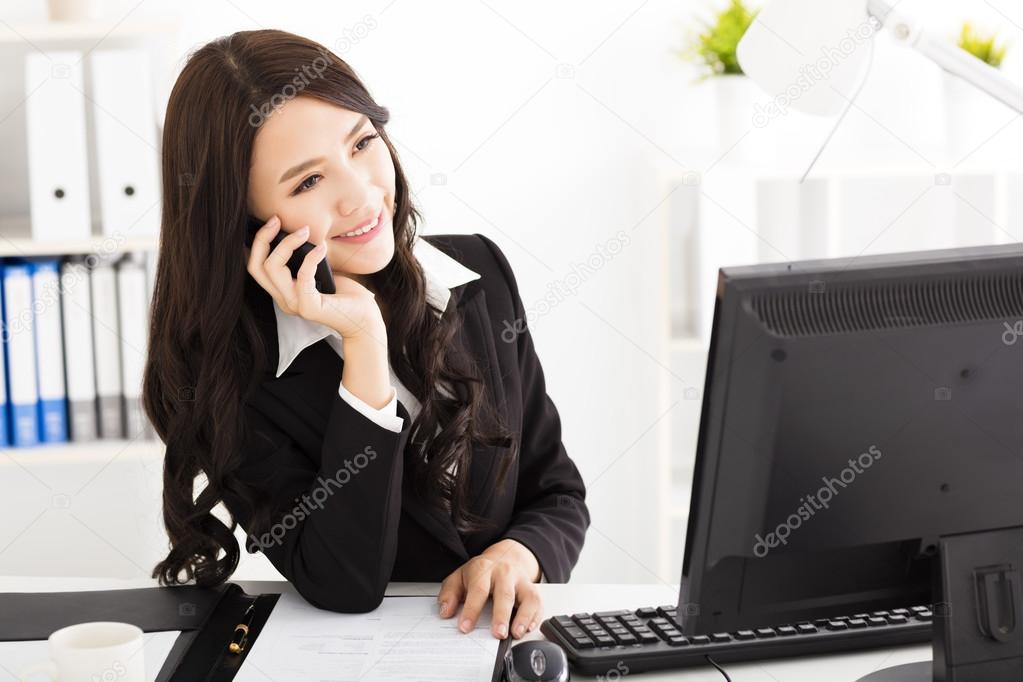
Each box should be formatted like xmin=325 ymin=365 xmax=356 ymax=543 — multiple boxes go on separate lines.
xmin=856 ymin=525 xmax=1023 ymax=682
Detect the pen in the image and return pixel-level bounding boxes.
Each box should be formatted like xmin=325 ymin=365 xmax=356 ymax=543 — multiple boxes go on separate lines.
xmin=228 ymin=602 xmax=256 ymax=654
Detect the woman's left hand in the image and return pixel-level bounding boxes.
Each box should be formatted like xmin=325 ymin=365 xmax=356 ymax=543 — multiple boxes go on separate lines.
xmin=437 ymin=538 xmax=543 ymax=640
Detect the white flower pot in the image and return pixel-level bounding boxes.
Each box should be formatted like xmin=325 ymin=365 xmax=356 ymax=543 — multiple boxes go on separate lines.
xmin=943 ymin=70 xmax=1013 ymax=165
xmin=710 ymin=74 xmax=777 ymax=166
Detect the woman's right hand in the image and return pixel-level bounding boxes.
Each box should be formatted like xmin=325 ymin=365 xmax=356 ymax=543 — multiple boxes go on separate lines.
xmin=246 ymin=215 xmax=386 ymax=341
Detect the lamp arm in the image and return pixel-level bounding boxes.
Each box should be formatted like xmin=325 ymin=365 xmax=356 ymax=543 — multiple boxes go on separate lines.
xmin=867 ymin=0 xmax=1023 ymax=114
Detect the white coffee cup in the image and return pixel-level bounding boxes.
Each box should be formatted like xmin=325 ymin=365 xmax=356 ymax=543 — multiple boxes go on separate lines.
xmin=18 ymin=621 xmax=145 ymax=682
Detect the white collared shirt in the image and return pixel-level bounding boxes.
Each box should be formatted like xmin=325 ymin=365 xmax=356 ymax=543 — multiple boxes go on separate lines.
xmin=273 ymin=234 xmax=482 ymax=432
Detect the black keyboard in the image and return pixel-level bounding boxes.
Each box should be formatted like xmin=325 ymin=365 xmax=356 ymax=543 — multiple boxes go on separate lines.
xmin=540 ymin=604 xmax=934 ymax=676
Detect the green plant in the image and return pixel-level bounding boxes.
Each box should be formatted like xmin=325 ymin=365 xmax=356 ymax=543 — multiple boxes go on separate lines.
xmin=677 ymin=0 xmax=758 ymax=80
xmin=956 ymin=21 xmax=1009 ymax=69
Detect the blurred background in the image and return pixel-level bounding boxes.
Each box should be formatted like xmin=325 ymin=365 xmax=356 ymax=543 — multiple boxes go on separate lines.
xmin=0 ymin=0 xmax=1021 ymax=589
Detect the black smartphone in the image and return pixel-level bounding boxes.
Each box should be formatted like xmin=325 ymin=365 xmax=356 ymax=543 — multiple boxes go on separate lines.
xmin=245 ymin=215 xmax=336 ymax=295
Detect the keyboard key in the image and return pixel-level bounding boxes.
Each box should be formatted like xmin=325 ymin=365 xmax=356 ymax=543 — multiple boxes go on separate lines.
xmin=847 ymin=619 xmax=868 ymax=629
xmin=572 ymin=613 xmax=591 ymax=620
xmin=564 ymin=626 xmax=587 ymax=639
xmin=710 ymin=633 xmax=731 ymax=643
xmin=915 ymin=610 xmax=932 ymax=621
xmin=657 ymin=606 xmax=679 ymax=620
xmin=572 ymin=636 xmax=595 ymax=649
xmin=690 ymin=635 xmax=711 ymax=645
xmin=734 ymin=630 xmax=756 ymax=641
xmin=886 ymin=614 xmax=909 ymax=625
xmin=667 ymin=635 xmax=690 ymax=646
xmin=891 ymin=608 xmax=910 ymax=616
xmin=755 ymin=628 xmax=777 ymax=638
xmin=635 ymin=606 xmax=657 ymax=618
xmin=617 ymin=633 xmax=638 ymax=645
xmin=796 ymin=623 xmax=817 ymax=635
xmin=595 ymin=610 xmax=632 ymax=618
xmin=595 ymin=635 xmax=615 ymax=646
xmin=867 ymin=617 xmax=887 ymax=627
xmin=826 ymin=621 xmax=848 ymax=631
xmin=776 ymin=626 xmax=797 ymax=636
xmin=554 ymin=616 xmax=574 ymax=629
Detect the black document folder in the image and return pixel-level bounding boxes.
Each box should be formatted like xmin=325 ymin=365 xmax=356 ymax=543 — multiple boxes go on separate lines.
xmin=0 ymin=583 xmax=508 ymax=681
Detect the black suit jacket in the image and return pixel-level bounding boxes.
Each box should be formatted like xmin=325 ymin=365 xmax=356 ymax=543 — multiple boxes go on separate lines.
xmin=222 ymin=233 xmax=590 ymax=612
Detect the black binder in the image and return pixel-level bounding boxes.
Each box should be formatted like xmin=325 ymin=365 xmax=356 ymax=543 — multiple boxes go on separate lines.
xmin=0 ymin=583 xmax=509 ymax=681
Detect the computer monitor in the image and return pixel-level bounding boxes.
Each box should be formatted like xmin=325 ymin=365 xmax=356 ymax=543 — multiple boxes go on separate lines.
xmin=678 ymin=243 xmax=1023 ymax=642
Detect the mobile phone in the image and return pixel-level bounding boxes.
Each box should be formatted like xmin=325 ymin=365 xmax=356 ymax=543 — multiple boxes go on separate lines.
xmin=245 ymin=215 xmax=336 ymax=295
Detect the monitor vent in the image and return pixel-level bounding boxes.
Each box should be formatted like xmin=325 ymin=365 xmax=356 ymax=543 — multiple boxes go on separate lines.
xmin=749 ymin=273 xmax=1023 ymax=337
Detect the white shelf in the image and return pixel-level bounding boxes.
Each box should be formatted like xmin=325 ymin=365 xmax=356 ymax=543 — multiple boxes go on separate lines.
xmin=0 ymin=19 xmax=179 ymax=45
xmin=0 ymin=438 xmax=164 ymax=465
xmin=0 ymin=234 xmax=158 ymax=257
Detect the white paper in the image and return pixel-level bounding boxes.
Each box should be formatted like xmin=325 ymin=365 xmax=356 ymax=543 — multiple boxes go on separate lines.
xmin=0 ymin=630 xmax=180 ymax=681
xmin=236 ymin=595 xmax=501 ymax=682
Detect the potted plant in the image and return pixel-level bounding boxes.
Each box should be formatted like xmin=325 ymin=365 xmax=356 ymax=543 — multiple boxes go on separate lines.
xmin=943 ymin=21 xmax=1012 ymax=163
xmin=677 ymin=0 xmax=768 ymax=162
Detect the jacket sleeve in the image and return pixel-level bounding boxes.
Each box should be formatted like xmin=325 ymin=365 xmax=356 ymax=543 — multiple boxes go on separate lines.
xmin=475 ymin=233 xmax=591 ymax=582
xmin=222 ymin=386 xmax=414 ymax=612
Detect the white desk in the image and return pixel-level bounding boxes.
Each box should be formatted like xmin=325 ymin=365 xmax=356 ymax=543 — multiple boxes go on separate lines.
xmin=0 ymin=577 xmax=931 ymax=681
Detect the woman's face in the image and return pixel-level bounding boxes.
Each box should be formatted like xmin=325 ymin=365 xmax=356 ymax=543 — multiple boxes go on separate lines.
xmin=247 ymin=96 xmax=396 ymax=283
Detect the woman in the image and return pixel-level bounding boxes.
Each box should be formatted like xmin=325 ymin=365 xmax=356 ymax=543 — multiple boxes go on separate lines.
xmin=142 ymin=28 xmax=590 ymax=641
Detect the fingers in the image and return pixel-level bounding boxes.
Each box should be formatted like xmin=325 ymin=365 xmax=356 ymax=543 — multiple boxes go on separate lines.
xmin=436 ymin=570 xmax=465 ymax=619
xmin=294 ymin=241 xmax=328 ymax=314
xmin=510 ymin=583 xmax=543 ymax=639
xmin=489 ymin=565 xmax=516 ymax=639
xmin=245 ymin=216 xmax=282 ymax=301
xmin=458 ymin=564 xmax=494 ymax=633
xmin=265 ymin=225 xmax=311 ymax=311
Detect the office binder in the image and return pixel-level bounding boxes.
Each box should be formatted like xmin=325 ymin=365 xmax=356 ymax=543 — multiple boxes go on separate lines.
xmin=2 ymin=261 xmax=40 ymax=446
xmin=61 ymin=258 xmax=99 ymax=441
xmin=116 ymin=253 xmax=153 ymax=439
xmin=29 ymin=259 xmax=69 ymax=443
xmin=90 ymin=259 xmax=123 ymax=438
xmin=87 ymin=48 xmax=161 ymax=237
xmin=23 ymin=51 xmax=92 ymax=242
xmin=0 ymin=269 xmax=8 ymax=448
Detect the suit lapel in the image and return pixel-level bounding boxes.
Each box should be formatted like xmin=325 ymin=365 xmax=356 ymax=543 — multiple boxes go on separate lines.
xmin=397 ymin=282 xmax=508 ymax=560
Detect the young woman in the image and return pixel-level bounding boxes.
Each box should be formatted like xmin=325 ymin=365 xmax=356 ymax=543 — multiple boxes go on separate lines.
xmin=142 ymin=28 xmax=590 ymax=641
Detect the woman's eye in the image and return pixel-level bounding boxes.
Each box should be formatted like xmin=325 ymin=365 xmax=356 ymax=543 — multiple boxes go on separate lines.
xmin=291 ymin=132 xmax=381 ymax=195
xmin=294 ymin=174 xmax=321 ymax=194
xmin=356 ymin=132 xmax=380 ymax=152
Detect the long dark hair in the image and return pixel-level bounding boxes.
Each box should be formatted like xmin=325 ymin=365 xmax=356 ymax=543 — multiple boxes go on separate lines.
xmin=144 ymin=29 xmax=516 ymax=588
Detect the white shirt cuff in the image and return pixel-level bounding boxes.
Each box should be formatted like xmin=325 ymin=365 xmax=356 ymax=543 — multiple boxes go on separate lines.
xmin=539 ymin=570 xmax=547 ymax=583
xmin=337 ymin=382 xmax=404 ymax=433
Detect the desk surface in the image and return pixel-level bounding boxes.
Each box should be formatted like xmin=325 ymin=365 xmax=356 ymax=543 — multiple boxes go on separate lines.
xmin=0 ymin=576 xmax=931 ymax=681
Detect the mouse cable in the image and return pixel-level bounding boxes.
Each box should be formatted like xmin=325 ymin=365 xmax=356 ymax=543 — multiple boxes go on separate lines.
xmin=705 ymin=654 xmax=732 ymax=682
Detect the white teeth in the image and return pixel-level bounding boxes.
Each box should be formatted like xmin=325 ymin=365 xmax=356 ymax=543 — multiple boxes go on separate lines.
xmin=340 ymin=220 xmax=375 ymax=237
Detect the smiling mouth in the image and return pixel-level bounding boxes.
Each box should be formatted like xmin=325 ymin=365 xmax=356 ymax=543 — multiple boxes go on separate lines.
xmin=332 ymin=209 xmax=383 ymax=239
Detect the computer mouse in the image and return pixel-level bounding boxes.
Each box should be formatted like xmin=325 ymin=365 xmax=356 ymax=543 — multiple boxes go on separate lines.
xmin=502 ymin=639 xmax=570 ymax=682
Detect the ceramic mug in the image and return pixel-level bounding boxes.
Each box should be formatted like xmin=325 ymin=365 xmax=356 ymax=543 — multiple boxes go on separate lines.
xmin=18 ymin=621 xmax=145 ymax=682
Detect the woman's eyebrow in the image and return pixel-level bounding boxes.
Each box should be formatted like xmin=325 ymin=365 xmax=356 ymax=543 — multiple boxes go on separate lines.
xmin=277 ymin=115 xmax=371 ymax=185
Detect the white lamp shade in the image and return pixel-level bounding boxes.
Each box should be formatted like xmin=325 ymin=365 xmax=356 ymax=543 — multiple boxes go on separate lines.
xmin=736 ymin=0 xmax=876 ymax=115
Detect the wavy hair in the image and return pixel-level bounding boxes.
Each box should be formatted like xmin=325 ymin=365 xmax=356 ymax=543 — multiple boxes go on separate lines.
xmin=143 ymin=29 xmax=516 ymax=587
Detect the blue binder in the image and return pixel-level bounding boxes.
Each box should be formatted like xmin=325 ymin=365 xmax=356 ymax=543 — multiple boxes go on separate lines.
xmin=1 ymin=260 xmax=40 ymax=446
xmin=30 ymin=258 xmax=68 ymax=443
xmin=0 ymin=264 xmax=9 ymax=448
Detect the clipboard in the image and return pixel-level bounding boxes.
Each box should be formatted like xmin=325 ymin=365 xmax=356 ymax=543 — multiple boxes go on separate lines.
xmin=168 ymin=586 xmax=513 ymax=681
